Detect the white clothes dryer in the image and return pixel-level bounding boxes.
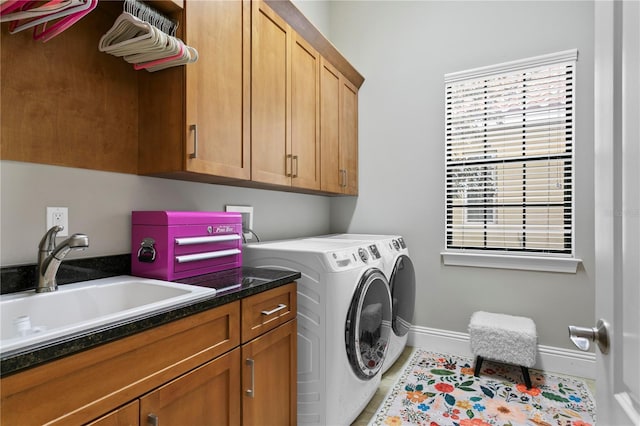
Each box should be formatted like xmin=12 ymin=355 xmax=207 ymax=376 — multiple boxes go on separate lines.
xmin=315 ymin=234 xmax=416 ymax=373
xmin=243 ymin=238 xmax=392 ymax=426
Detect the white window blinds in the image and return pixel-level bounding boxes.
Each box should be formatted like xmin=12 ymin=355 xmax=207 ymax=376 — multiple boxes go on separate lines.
xmin=445 ymin=50 xmax=577 ymax=256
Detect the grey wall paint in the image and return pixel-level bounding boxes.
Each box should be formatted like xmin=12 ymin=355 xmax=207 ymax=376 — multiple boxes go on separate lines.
xmin=0 ymin=161 xmax=331 ymax=266
xmin=292 ymin=0 xmax=331 ymax=38
xmin=326 ymin=1 xmax=595 ymax=350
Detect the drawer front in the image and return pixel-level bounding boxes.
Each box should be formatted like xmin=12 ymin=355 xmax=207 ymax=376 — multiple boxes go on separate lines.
xmin=1 ymin=302 xmax=240 ymax=426
xmin=241 ymin=282 xmax=297 ymax=343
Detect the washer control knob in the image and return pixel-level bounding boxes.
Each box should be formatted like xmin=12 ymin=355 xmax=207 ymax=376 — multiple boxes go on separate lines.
xmin=393 ymin=239 xmax=401 ymax=250
xmin=358 ymin=247 xmax=369 ymax=263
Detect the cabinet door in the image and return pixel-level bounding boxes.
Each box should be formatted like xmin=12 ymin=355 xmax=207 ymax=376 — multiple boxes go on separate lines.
xmin=291 ymin=33 xmax=321 ymax=191
xmin=184 ymin=0 xmax=250 ymax=180
xmin=242 ymin=319 xmax=297 ymax=426
xmin=140 ymin=348 xmax=241 ymax=426
xmin=340 ymin=78 xmax=359 ymax=195
xmin=251 ymin=0 xmax=292 ymax=186
xmin=320 ymin=58 xmax=342 ymax=193
xmin=86 ymin=401 xmax=139 ymax=426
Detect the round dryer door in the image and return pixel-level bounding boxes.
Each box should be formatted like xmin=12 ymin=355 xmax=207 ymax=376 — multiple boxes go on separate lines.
xmin=390 ymin=255 xmax=416 ymax=337
xmin=345 ymin=268 xmax=392 ymax=380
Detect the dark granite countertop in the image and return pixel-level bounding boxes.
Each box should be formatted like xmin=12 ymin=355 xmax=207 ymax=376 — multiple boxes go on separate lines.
xmin=0 ymin=266 xmax=300 ymax=377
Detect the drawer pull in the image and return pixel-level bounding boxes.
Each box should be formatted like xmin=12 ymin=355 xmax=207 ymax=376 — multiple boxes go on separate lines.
xmin=147 ymin=413 xmax=159 ymax=426
xmin=175 ymin=248 xmax=241 ymax=263
xmin=261 ymin=304 xmax=287 ymax=316
xmin=175 ymin=235 xmax=241 ymax=246
xmin=246 ymin=358 xmax=255 ymax=398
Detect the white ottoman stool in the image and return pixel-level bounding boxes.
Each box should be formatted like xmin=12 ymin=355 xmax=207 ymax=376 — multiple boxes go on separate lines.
xmin=469 ymin=311 xmax=537 ymax=388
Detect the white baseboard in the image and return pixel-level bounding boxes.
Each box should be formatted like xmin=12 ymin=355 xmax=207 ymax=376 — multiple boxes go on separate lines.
xmin=408 ymin=325 xmax=596 ymax=380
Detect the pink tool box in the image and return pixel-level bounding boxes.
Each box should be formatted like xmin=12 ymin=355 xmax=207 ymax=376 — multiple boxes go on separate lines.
xmin=131 ymin=211 xmax=243 ymax=281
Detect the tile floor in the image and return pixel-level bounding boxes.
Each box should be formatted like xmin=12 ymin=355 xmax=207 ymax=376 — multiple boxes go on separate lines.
xmin=351 ymin=347 xmax=413 ymax=425
xmin=350 ymin=347 xmax=596 ymax=426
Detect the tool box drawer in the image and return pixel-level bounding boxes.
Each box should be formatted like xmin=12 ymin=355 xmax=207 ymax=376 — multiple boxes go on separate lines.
xmin=132 ymin=211 xmax=243 ymax=280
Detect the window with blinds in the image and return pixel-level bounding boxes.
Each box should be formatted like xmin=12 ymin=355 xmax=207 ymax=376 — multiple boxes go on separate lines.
xmin=445 ymin=50 xmax=577 ymax=256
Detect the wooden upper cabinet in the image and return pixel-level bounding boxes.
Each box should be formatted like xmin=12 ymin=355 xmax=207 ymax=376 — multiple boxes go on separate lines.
xmin=251 ymin=0 xmax=292 ymax=187
xmin=2 ymin=0 xmax=361 ymax=194
xmin=340 ymin=79 xmax=359 ymax=195
xmin=320 ymin=59 xmax=342 ymax=194
xmin=320 ymin=58 xmax=359 ymax=195
xmin=184 ymin=0 xmax=251 ymax=179
xmin=0 ymin=1 xmax=139 ymax=174
xmin=139 ymin=0 xmax=251 ymax=181
xmin=291 ymin=33 xmax=321 ymax=191
xmin=251 ymin=1 xmax=321 ymax=191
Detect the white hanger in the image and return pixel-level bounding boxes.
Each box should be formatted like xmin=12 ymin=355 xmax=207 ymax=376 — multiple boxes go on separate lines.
xmin=99 ymin=0 xmax=197 ymax=72
xmin=145 ymin=45 xmax=198 ymax=72
xmin=7 ymin=0 xmax=91 ymax=33
xmin=0 ymin=0 xmax=81 ymax=23
xmin=99 ymin=13 xmax=155 ymax=55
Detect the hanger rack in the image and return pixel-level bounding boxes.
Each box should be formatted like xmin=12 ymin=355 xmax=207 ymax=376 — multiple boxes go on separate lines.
xmin=123 ymin=0 xmax=177 ymax=37
xmin=98 ymin=0 xmax=197 ymax=72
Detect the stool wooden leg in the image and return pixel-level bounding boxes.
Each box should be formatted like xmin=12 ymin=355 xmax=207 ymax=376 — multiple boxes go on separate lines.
xmin=521 ymin=366 xmax=532 ymax=389
xmin=474 ymin=356 xmax=483 ymax=377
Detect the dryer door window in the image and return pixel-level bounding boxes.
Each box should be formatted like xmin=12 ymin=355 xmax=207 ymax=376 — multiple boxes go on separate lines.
xmin=345 ymin=268 xmax=392 ymax=380
xmin=390 ymin=255 xmax=416 ymax=337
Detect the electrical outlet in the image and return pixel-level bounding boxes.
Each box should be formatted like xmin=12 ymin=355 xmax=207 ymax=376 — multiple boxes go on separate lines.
xmin=225 ymin=205 xmax=254 ymax=240
xmin=46 ymin=207 xmax=69 ymax=237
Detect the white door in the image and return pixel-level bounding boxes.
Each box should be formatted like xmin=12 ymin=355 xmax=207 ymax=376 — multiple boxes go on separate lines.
xmin=593 ymin=1 xmax=640 ymax=424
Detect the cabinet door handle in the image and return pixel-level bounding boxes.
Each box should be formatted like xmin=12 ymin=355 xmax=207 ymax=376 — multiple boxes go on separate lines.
xmin=339 ymin=169 xmax=346 ymax=187
xmin=286 ymin=154 xmax=292 ymax=177
xmin=292 ymin=155 xmax=298 ymax=178
xmin=189 ymin=124 xmax=198 ymax=159
xmin=245 ymin=358 xmax=255 ymax=398
xmin=147 ymin=413 xmax=159 ymax=426
xmin=261 ymin=303 xmax=287 ymax=316
xmin=343 ymin=169 xmax=348 ymax=187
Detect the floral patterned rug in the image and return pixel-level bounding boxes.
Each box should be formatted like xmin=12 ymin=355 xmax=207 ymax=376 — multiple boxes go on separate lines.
xmin=368 ymin=349 xmax=596 ymax=426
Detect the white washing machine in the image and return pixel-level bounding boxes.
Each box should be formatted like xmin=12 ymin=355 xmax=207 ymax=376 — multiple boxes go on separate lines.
xmin=243 ymin=238 xmax=392 ymax=426
xmin=314 ymin=234 xmax=416 ymax=373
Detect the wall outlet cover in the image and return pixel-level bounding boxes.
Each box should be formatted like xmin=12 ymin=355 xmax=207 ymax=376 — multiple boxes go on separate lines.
xmin=225 ymin=205 xmax=253 ymax=240
xmin=46 ymin=207 xmax=69 ymax=237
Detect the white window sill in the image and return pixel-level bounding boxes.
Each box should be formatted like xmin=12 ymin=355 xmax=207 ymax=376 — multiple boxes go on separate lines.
xmin=441 ymin=252 xmax=582 ymax=273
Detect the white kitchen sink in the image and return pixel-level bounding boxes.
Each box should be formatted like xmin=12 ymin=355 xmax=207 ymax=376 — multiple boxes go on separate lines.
xmin=0 ymin=276 xmax=216 ymax=354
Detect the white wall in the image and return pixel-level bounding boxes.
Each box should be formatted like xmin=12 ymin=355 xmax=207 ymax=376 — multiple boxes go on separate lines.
xmin=327 ymin=1 xmax=596 ymax=350
xmin=0 ymin=161 xmax=331 ymax=266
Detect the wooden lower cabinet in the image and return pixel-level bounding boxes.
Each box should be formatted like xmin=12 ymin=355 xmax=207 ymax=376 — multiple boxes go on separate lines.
xmin=88 ymin=350 xmax=242 ymax=426
xmin=1 ymin=284 xmax=297 ymax=426
xmin=140 ymin=348 xmax=241 ymax=426
xmin=241 ymin=282 xmax=297 ymax=425
xmin=242 ymin=319 xmax=297 ymax=425
xmin=86 ymin=401 xmax=139 ymax=426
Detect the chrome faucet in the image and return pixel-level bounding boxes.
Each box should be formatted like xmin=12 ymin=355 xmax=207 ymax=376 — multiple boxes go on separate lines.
xmin=37 ymin=225 xmax=89 ymax=293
